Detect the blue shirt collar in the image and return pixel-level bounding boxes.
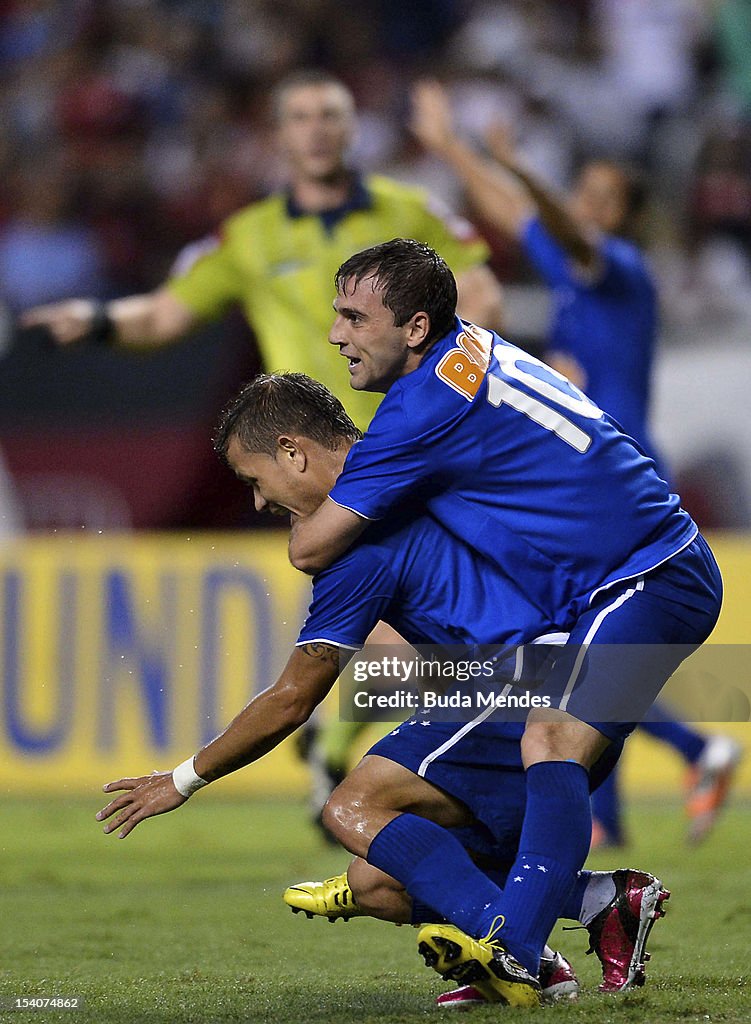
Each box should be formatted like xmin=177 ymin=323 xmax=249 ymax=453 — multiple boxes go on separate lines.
xmin=285 ymin=174 xmax=372 ymax=232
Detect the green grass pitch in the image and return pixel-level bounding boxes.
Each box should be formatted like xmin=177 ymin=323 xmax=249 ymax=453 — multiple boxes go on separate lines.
xmin=0 ymin=794 xmax=748 ymax=1023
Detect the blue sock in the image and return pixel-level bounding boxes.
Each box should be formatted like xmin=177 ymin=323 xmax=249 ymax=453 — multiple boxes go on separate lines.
xmin=488 ymin=761 xmax=592 ymax=975
xmin=640 ymin=714 xmax=706 ymax=764
xmin=410 ymin=899 xmax=446 ymax=925
xmin=367 ymin=813 xmax=503 ymax=936
xmin=590 ymin=766 xmax=624 ymax=843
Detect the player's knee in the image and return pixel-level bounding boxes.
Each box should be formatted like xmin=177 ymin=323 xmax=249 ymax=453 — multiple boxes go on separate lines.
xmin=321 ymin=785 xmax=368 ymax=855
xmin=521 ymin=711 xmax=609 ymax=768
xmin=521 ymin=721 xmax=558 ymax=765
xmin=319 ymin=792 xmax=343 ymax=841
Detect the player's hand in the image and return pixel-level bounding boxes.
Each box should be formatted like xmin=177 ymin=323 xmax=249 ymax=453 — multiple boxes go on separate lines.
xmin=96 ymin=771 xmax=187 ymax=839
xmin=410 ymin=80 xmax=456 ymax=156
xmin=19 ymin=299 xmax=97 ymax=345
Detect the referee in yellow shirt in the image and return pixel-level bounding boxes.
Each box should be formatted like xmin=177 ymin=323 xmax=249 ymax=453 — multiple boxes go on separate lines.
xmin=22 ymin=69 xmax=503 ymax=431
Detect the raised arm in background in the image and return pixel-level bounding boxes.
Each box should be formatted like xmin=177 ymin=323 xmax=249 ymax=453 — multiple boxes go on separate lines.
xmin=410 ymin=80 xmax=600 ymax=274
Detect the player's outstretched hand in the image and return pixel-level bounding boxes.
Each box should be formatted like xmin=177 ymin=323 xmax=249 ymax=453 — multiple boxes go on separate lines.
xmin=410 ymin=80 xmax=456 ymax=156
xmin=96 ymin=772 xmax=187 ymax=839
xmin=19 ymin=299 xmax=97 ymax=345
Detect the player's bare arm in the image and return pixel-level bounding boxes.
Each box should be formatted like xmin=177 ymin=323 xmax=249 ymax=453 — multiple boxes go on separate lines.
xmin=96 ymin=643 xmax=344 ymax=838
xmin=412 ymin=80 xmax=599 ymax=274
xmin=288 ymin=496 xmax=368 ymax=575
xmin=482 ymin=124 xmax=601 ymax=275
xmin=411 ymin=80 xmax=533 ymax=240
xmin=20 ymin=287 xmax=197 ymax=348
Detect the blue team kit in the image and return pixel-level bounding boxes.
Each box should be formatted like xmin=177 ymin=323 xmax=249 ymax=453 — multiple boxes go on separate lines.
xmin=297 ymin=319 xmax=722 ymax=807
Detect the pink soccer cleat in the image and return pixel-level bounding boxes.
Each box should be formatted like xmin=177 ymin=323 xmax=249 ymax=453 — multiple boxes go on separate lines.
xmin=586 ymin=868 xmax=670 ymax=992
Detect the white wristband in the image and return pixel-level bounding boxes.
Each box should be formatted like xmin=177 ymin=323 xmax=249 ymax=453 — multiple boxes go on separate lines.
xmin=172 ymin=756 xmax=209 ymax=798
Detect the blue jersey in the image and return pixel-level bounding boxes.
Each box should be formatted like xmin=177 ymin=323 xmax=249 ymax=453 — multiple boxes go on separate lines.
xmin=522 ymin=217 xmax=657 ymax=453
xmin=328 ymin=319 xmax=696 ymax=627
xmin=296 ymin=510 xmax=563 ymax=650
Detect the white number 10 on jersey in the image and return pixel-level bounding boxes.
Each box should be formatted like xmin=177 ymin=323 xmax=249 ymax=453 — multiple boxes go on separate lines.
xmin=488 ymin=344 xmax=603 ymax=453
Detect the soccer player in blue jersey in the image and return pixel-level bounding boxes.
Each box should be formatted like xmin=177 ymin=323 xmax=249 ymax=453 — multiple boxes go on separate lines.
xmin=410 ymin=79 xmax=742 ymax=847
xmin=286 ymin=238 xmax=722 ymax=993
xmin=96 ymin=372 xmax=669 ymax=1004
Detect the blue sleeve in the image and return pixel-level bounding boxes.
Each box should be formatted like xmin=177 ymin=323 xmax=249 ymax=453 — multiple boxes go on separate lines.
xmin=328 ymin=388 xmax=436 ymax=521
xmin=521 ymin=216 xmax=573 ymax=288
xmin=296 ymin=544 xmax=398 ymax=649
xmin=596 ymin=238 xmax=654 ymax=298
xmin=523 ymin=217 xmax=651 ymax=299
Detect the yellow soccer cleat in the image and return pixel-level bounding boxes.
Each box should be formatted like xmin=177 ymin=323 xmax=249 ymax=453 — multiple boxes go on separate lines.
xmin=283 ymin=872 xmax=365 ymax=923
xmin=417 ymin=919 xmax=541 ymax=1008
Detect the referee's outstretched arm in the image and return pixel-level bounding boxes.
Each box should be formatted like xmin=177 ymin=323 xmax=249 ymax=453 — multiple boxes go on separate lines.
xmin=20 ymin=285 xmax=197 ymax=349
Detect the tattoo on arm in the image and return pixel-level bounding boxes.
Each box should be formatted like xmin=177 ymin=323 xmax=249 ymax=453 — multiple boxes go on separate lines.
xmin=300 ymin=642 xmax=342 ymax=668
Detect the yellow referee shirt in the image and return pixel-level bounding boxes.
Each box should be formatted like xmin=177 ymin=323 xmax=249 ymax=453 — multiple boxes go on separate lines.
xmin=167 ymin=174 xmax=489 ymax=429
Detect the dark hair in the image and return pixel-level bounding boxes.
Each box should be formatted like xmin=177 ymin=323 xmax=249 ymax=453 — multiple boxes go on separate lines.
xmin=213 ymin=372 xmax=362 ymax=460
xmin=272 ymin=69 xmax=354 ymax=122
xmin=335 ymin=238 xmax=458 ymax=346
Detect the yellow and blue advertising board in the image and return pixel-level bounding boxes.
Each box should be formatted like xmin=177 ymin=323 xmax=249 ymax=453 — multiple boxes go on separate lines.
xmin=0 ymin=533 xmax=312 ymax=794
xmin=0 ymin=531 xmax=749 ymax=795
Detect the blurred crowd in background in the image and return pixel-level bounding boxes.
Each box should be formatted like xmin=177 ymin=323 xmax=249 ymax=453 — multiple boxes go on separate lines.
xmin=1 ymin=0 xmax=750 ymax=531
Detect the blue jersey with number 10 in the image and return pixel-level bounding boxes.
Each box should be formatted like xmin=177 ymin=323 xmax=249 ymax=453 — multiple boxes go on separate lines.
xmin=329 ymin=319 xmax=696 ymax=628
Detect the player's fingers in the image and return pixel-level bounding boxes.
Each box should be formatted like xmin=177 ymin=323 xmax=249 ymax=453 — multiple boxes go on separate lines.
xmin=96 ymin=791 xmax=135 ymax=823
xmin=115 ymin=811 xmax=144 ymax=839
xmin=117 ymin=802 xmax=160 ymax=839
xmin=102 ymin=776 xmax=145 ymax=793
xmin=101 ymin=800 xmax=141 ymax=835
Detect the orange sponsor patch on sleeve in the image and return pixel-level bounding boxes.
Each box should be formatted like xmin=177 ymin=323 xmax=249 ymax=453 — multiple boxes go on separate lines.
xmin=435 ymin=324 xmax=492 ymax=401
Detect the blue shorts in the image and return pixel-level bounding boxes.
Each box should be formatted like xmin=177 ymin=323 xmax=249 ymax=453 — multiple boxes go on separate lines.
xmin=545 ymin=533 xmax=723 ymax=741
xmin=368 ymin=717 xmax=621 ymax=873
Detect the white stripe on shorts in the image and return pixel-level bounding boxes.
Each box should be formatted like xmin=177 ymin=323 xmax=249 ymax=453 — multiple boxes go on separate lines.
xmin=416 ymin=685 xmax=513 ymax=778
xmin=415 ymin=629 xmax=574 ymax=777
xmin=558 ymin=578 xmax=645 ymax=713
